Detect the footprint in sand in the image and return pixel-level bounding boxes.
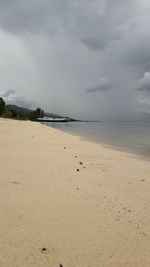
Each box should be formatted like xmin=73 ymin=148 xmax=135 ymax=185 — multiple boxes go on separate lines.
xmin=11 ymin=181 xmax=21 ymax=185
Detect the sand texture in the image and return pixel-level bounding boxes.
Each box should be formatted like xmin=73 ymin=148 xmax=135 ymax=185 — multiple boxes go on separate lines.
xmin=0 ymin=118 xmax=150 ymax=267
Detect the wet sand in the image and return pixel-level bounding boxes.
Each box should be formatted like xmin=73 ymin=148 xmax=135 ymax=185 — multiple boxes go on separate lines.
xmin=0 ymin=118 xmax=150 ymax=267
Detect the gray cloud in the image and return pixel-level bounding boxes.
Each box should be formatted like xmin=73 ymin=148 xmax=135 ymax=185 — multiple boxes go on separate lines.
xmin=138 ymin=72 xmax=150 ymax=92
xmin=7 ymin=95 xmax=36 ymax=109
xmin=0 ymin=0 xmax=150 ymax=120
xmin=2 ymin=89 xmax=16 ymax=97
xmin=86 ymin=77 xmax=115 ymax=93
xmin=0 ymin=88 xmax=36 ymax=109
xmin=136 ymin=72 xmax=150 ymax=113
xmin=0 ymin=0 xmax=138 ymax=50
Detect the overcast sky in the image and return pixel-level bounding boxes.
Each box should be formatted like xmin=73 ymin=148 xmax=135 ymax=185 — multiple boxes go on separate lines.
xmin=0 ymin=0 xmax=150 ymax=120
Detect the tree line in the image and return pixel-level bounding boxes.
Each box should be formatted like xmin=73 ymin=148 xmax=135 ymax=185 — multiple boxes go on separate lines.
xmin=0 ymin=97 xmax=44 ymax=121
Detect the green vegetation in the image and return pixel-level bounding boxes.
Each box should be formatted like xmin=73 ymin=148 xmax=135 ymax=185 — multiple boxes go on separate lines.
xmin=0 ymin=97 xmax=6 ymax=115
xmin=0 ymin=97 xmax=44 ymax=121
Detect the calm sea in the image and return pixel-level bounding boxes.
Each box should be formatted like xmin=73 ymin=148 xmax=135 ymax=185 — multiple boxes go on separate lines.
xmin=44 ymin=121 xmax=150 ymax=159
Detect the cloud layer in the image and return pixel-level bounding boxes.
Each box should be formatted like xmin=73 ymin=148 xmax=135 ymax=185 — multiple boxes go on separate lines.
xmin=86 ymin=77 xmax=115 ymax=93
xmin=2 ymin=89 xmax=16 ymax=98
xmin=138 ymin=72 xmax=150 ymax=92
xmin=0 ymin=0 xmax=150 ymax=120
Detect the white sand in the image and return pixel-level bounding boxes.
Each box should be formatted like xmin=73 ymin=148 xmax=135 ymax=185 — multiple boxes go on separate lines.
xmin=0 ymin=118 xmax=150 ymax=267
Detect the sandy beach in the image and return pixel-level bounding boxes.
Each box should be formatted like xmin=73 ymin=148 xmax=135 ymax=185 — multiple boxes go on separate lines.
xmin=0 ymin=118 xmax=150 ymax=267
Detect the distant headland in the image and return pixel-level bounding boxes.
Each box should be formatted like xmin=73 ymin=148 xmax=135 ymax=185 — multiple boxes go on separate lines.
xmin=0 ymin=97 xmax=77 ymax=122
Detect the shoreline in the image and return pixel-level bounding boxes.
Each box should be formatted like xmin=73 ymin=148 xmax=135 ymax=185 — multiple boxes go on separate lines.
xmin=0 ymin=118 xmax=150 ymax=267
xmin=43 ymin=122 xmax=150 ymax=162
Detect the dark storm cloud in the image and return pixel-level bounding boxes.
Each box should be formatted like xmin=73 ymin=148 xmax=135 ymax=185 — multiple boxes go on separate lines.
xmin=0 ymin=0 xmax=65 ymax=34
xmin=0 ymin=0 xmax=150 ymax=120
xmin=0 ymin=0 xmax=137 ymax=50
xmin=86 ymin=77 xmax=115 ymax=93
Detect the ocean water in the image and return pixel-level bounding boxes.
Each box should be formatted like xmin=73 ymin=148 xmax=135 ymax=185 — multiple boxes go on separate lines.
xmin=44 ymin=121 xmax=150 ymax=159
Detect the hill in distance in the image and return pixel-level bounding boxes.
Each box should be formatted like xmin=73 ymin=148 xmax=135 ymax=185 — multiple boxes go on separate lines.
xmin=7 ymin=104 xmax=77 ymax=121
xmin=7 ymin=105 xmax=32 ymax=113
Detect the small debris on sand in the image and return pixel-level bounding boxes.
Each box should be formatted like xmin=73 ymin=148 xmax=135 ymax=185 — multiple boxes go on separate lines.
xmin=75 ymin=155 xmax=77 ymax=158
xmin=64 ymin=147 xmax=66 ymax=149
xmin=141 ymin=179 xmax=145 ymax=182
xmin=60 ymin=264 xmax=63 ymax=267
xmin=123 ymin=207 xmax=131 ymax=213
xmin=41 ymin=247 xmax=48 ymax=253
xmin=79 ymin=161 xmax=83 ymax=165
xmin=76 ymin=169 xmax=80 ymax=172
xmin=76 ymin=187 xmax=79 ymax=190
